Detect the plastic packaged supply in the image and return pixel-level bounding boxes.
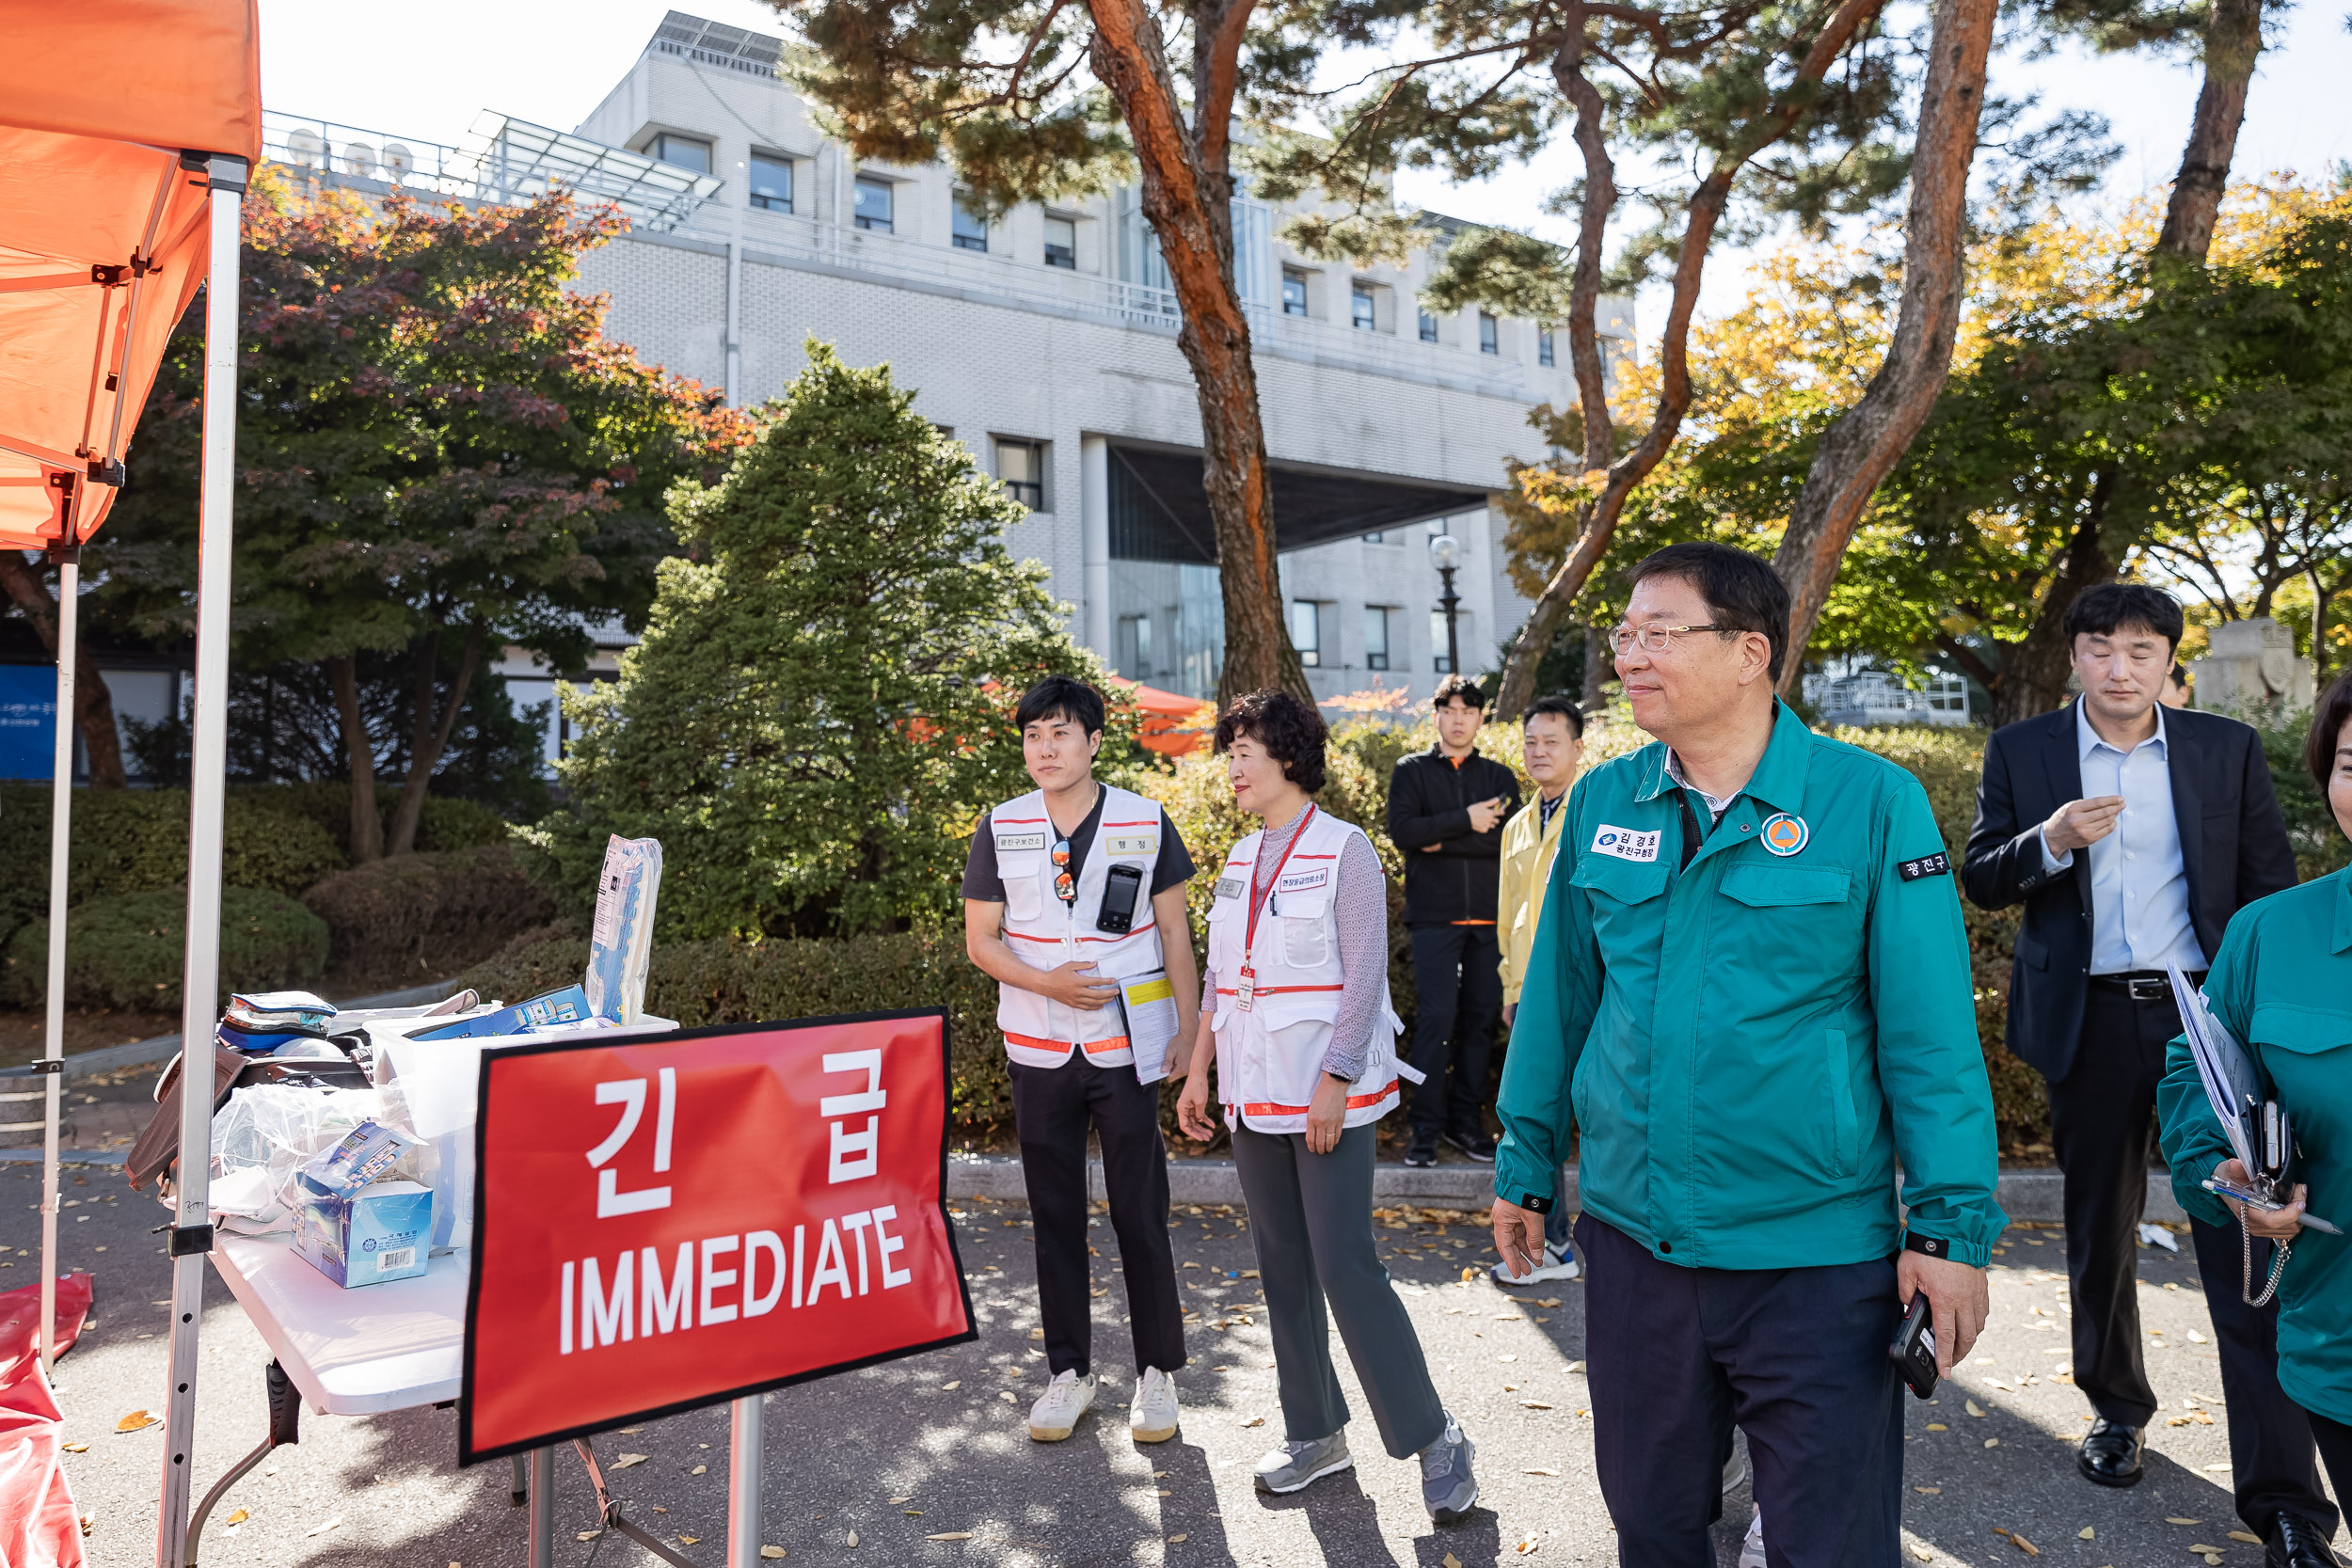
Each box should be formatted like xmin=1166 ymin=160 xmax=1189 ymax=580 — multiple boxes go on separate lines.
xmin=585 ymin=835 xmax=662 ymax=1023
xmin=225 ymin=990 xmax=337 ymax=1034
xmin=405 ymin=984 xmax=590 ymax=1040
xmin=291 ymin=1179 xmax=433 ymax=1288
xmin=303 ymin=1118 xmax=424 ymax=1199
xmin=207 ymin=1085 xmax=387 ymax=1232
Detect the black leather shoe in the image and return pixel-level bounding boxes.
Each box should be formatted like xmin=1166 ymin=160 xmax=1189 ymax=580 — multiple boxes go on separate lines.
xmin=2075 ymin=1418 xmax=2144 ymax=1487
xmin=1402 ymin=1137 xmax=1438 ymax=1168
xmin=1442 ymin=1130 xmax=1496 ymax=1163
xmin=2268 ymin=1513 xmax=2344 ymax=1567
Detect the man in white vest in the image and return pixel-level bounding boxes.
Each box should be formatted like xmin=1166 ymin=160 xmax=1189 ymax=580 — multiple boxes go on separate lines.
xmin=963 ymin=675 xmax=1200 ymax=1445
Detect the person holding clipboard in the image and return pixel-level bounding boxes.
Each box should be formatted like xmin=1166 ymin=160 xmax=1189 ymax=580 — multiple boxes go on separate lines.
xmin=963 ymin=676 xmax=1199 ymax=1446
xmin=1174 ymin=689 xmax=1481 ymax=1526
xmin=2160 ymin=671 xmax=2352 ymax=1561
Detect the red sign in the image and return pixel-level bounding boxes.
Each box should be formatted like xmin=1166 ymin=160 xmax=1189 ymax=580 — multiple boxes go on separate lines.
xmin=459 ymin=1009 xmax=975 ymax=1463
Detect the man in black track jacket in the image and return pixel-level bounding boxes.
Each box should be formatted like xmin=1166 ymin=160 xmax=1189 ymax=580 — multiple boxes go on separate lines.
xmin=1388 ymin=674 xmax=1521 ymax=1165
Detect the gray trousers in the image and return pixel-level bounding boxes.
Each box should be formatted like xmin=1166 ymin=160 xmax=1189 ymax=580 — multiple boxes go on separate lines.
xmin=1231 ymin=1120 xmax=1447 ymax=1458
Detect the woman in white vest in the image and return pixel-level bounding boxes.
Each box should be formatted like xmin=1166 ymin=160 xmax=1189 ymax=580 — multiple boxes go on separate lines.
xmin=1173 ymin=689 xmax=1481 ymax=1526
xmin=964 ymin=677 xmax=1199 ymax=1447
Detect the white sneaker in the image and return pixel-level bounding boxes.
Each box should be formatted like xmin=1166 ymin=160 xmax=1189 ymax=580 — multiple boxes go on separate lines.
xmin=1492 ymin=1240 xmax=1581 ymax=1285
xmin=1738 ymin=1507 xmax=1766 ymax=1568
xmin=1027 ymin=1370 xmax=1097 ymax=1442
xmin=1131 ymin=1367 xmax=1179 ymax=1443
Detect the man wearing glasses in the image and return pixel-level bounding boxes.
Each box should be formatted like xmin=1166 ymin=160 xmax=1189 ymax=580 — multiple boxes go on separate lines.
xmin=963 ymin=675 xmax=1200 ymax=1448
xmin=1490 ymin=544 xmax=2003 ymax=1563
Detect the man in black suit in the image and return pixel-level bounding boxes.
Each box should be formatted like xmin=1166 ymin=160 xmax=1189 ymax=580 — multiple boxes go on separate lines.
xmin=1964 ymin=585 xmax=2334 ymax=1565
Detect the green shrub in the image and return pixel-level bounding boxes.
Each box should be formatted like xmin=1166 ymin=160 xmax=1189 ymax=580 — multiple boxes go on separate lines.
xmin=3 ymin=886 xmax=328 ymax=1012
xmin=301 ymin=842 xmax=558 ymax=990
xmin=0 ymin=785 xmax=345 ymax=952
xmin=235 ymin=783 xmax=514 ymax=860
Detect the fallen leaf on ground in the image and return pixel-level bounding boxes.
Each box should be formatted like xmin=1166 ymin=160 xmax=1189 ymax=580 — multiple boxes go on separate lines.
xmin=1461 ymin=1268 xmax=1478 ymax=1282
xmin=307 ymin=1519 xmax=342 ymax=1539
xmin=1523 ymin=1466 xmax=1561 ymax=1476
xmin=925 ymin=1533 xmax=972 ymax=1541
xmin=610 ymin=1453 xmax=647 ymax=1470
xmin=1028 ymin=1328 xmax=1044 ymax=1339
xmin=761 ymin=1548 xmax=787 ymax=1560
xmin=224 ymin=1510 xmax=247 ymax=1525
xmin=62 ymin=1443 xmax=87 ymax=1453
xmin=941 ymin=1381 xmax=961 ymax=1390
xmin=1984 ymin=1438 xmax=2000 ymax=1449
xmin=1169 ymin=1534 xmax=1187 ymax=1544
xmin=691 ymin=1465 xmax=708 ymax=1475
xmin=2188 ymin=1546 xmax=2225 ymax=1556
xmin=115 ymin=1411 xmax=157 ymax=1433
xmin=1444 ymin=1554 xmax=1464 ymax=1568
xmin=1915 ymin=1486 xmax=1940 ymax=1495
xmin=890 ymin=1497 xmax=914 ymax=1505
xmin=1521 ymin=1401 xmax=1554 ymax=1410
xmin=1910 ymin=1548 xmax=1931 ymax=1562
xmin=999 ymin=1392 xmax=1017 ymax=1404
xmin=2009 ymin=1532 xmax=2038 ymax=1556
xmin=2228 ymin=1533 xmax=2262 ymax=1544
xmin=577 ymin=1532 xmax=601 ymax=1543
xmin=1239 ymin=1417 xmax=1264 ymax=1427
xmin=2165 ymin=1518 xmax=2202 ymax=1526
xmin=2078 ymin=1527 xmax=2094 ymax=1540
xmin=678 ymin=1537 xmax=700 ymax=1546
xmin=1517 ymin=1535 xmax=1542 ymax=1554
xmin=1965 ymin=1401 xmax=1986 ymax=1418
xmin=1925 ymin=1423 xmax=1949 ymax=1432
xmin=846 ymin=1530 xmax=859 ymax=1547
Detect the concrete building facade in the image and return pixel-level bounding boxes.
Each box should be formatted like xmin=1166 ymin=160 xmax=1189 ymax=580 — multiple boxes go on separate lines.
xmin=266 ymin=8 xmax=1634 ymax=751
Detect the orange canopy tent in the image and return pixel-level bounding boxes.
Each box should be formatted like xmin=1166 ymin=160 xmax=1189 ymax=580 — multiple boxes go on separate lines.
xmin=0 ymin=6 xmax=260 ymax=1565
xmin=1113 ymin=680 xmax=1215 ymax=756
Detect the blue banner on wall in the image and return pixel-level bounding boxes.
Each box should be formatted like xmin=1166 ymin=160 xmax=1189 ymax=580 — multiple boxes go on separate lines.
xmin=0 ymin=665 xmax=58 ymax=781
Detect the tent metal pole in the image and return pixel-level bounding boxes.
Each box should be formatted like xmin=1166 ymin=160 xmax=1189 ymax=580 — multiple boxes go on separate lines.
xmin=36 ymin=548 xmax=77 ymax=1381
xmin=156 ymin=155 xmax=246 ymax=1568
xmin=727 ymin=1393 xmax=763 ymax=1568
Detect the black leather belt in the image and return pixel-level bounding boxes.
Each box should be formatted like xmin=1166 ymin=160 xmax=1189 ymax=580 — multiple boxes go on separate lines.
xmin=2090 ymin=970 xmax=2203 ymax=1002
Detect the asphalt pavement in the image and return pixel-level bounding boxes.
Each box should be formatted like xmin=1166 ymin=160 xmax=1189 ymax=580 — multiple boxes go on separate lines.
xmin=7 ymin=1155 xmax=2341 ymax=1568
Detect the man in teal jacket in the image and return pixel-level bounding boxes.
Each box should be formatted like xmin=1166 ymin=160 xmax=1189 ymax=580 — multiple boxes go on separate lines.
xmin=1491 ymin=543 xmax=2004 ymax=1566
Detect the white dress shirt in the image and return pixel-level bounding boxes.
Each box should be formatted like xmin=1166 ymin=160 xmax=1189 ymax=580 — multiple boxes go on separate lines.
xmin=2038 ymin=700 xmax=2207 ymax=975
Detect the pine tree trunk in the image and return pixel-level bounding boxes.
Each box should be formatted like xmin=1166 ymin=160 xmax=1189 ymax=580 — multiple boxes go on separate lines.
xmin=0 ymin=549 xmax=127 ymax=788
xmin=1490 ymin=0 xmax=1887 ymax=719
xmin=1086 ymin=0 xmax=1310 ymax=707
xmin=2155 ymin=0 xmax=2265 ymax=263
xmin=328 ymin=653 xmax=383 ymax=863
xmin=1773 ymin=0 xmax=1998 ymax=687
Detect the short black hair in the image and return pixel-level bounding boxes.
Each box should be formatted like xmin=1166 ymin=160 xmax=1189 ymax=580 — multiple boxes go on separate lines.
xmin=1014 ymin=674 xmax=1105 ymax=736
xmin=2063 ymin=583 xmax=2184 ymax=651
xmin=1625 ymin=542 xmax=1791 ymax=681
xmin=1214 ymin=689 xmax=1328 ymax=795
xmin=1523 ymin=694 xmax=1585 ymax=738
xmin=2306 ymin=669 xmax=2352 ymax=798
xmin=1433 ymin=673 xmax=1486 ymax=710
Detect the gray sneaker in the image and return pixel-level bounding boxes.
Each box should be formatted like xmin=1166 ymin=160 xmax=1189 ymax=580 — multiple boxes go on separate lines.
xmin=1420 ymin=1412 xmax=1479 ymax=1525
xmin=1253 ymin=1432 xmax=1354 ymax=1495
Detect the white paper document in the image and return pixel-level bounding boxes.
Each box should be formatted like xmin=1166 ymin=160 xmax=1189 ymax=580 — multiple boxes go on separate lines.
xmin=1120 ymin=970 xmax=1182 ymax=1085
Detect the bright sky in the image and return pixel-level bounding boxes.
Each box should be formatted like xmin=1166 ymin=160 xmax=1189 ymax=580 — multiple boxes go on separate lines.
xmin=260 ymin=0 xmax=2352 ymax=329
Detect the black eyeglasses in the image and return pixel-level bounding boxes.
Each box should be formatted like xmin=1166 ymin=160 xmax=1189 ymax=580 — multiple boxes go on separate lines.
xmin=1051 ymin=838 xmax=1075 ymax=904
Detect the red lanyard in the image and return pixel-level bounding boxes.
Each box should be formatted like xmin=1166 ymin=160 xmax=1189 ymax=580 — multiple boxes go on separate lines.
xmin=1244 ymin=803 xmax=1317 ymax=959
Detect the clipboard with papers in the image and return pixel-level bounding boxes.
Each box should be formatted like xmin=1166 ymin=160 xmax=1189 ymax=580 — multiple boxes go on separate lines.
xmin=2169 ymin=962 xmax=2341 ymax=1235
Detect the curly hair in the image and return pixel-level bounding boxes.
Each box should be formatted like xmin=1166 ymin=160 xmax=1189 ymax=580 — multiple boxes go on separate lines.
xmin=1214 ymin=689 xmax=1328 ymax=795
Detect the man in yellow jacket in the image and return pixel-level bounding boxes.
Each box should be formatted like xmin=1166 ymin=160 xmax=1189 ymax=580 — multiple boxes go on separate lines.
xmin=1491 ymin=693 xmax=1584 ymax=1286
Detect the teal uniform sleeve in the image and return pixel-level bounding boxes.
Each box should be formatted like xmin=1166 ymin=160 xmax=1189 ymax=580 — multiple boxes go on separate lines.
xmin=1493 ymin=789 xmax=1601 ymax=1210
xmin=2158 ymin=924 xmax=2253 ymax=1231
xmin=1869 ymin=776 xmax=2006 ymax=1266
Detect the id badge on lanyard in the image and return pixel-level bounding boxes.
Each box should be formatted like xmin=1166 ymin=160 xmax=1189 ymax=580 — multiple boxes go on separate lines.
xmin=1237 ymin=805 xmax=1315 ymax=1014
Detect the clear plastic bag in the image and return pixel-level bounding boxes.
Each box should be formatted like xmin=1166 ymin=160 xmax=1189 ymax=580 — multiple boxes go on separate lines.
xmin=207 ymin=1085 xmax=392 ymax=1230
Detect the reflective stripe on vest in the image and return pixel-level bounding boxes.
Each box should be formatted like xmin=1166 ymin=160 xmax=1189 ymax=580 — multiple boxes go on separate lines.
xmin=991 ymin=782 xmax=1167 ymax=1069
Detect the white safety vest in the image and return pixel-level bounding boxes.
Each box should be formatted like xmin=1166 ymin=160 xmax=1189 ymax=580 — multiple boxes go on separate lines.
xmin=1206 ymin=805 xmax=1415 ymax=1134
xmin=989 ymin=784 xmax=1168 ymax=1069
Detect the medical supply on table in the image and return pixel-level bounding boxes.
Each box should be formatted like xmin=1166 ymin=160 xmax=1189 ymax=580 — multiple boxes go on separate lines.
xmin=303 ymin=1119 xmax=424 ymax=1199
xmin=585 ymin=834 xmax=662 ymax=1023
xmin=405 ymin=985 xmax=592 ymax=1040
xmin=291 ymin=1178 xmax=434 ymax=1288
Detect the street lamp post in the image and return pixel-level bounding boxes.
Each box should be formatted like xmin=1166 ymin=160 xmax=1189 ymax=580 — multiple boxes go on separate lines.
xmin=1428 ymin=531 xmax=1463 ymax=675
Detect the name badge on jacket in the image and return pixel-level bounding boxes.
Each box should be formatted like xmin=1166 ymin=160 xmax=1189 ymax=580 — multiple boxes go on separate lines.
xmin=1589 ymin=825 xmax=1661 ymax=863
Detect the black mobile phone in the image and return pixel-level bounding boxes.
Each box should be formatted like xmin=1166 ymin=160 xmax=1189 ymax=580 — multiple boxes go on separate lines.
xmin=1097 ymin=863 xmax=1144 ymax=933
xmin=1890 ymin=1293 xmax=1938 ymax=1400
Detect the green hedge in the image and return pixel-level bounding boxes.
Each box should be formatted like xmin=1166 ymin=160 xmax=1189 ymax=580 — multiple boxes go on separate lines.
xmin=0 ymin=784 xmax=344 ymax=953
xmin=232 ymin=783 xmax=513 ymax=861
xmin=3 ymin=885 xmax=328 ymax=1011
xmin=299 ymin=842 xmax=559 ymax=991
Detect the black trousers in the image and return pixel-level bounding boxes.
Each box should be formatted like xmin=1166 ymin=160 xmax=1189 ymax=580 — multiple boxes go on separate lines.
xmin=1009 ymin=1053 xmax=1187 ymax=1378
xmin=1578 ymin=1214 xmax=1903 ymax=1567
xmin=1406 ymin=923 xmax=1502 ymax=1139
xmin=2306 ymin=1409 xmax=2352 ymax=1513
xmin=2049 ymin=984 xmax=2335 ymax=1535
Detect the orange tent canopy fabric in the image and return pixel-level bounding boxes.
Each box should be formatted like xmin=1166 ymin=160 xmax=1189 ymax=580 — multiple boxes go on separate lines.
xmin=1116 ymin=681 xmax=1215 ymax=757
xmin=0 ymin=0 xmax=262 ymax=549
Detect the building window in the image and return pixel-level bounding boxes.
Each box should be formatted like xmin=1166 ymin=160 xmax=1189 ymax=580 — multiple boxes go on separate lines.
xmin=1479 ymin=312 xmax=1500 ymax=356
xmin=950 ymin=193 xmax=989 ymax=251
xmin=995 ymin=437 xmax=1046 ymax=510
xmin=1351 ymin=284 xmax=1376 ymax=331
xmin=1290 ymin=600 xmax=1327 ymax=667
xmin=1537 ymin=327 xmax=1555 ymax=367
xmin=1419 ymin=308 xmax=1438 ymax=343
xmin=853 ymin=175 xmax=895 ymax=232
xmin=748 ymin=153 xmax=793 ymax=213
xmin=1361 ymin=531 xmax=1385 ymax=544
xmin=1281 ymin=269 xmax=1310 ymax=317
xmin=1364 ymin=605 xmax=1393 ymax=671
xmin=1119 ymin=614 xmax=1155 ymax=678
xmin=1431 ymin=608 xmax=1455 ymax=673
xmin=646 ymin=133 xmax=711 ymax=174
xmin=1043 ymin=215 xmax=1077 ymax=269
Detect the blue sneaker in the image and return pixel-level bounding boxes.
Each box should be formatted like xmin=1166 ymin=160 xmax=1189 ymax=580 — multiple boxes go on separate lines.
xmin=1420 ymin=1412 xmax=1479 ymax=1525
